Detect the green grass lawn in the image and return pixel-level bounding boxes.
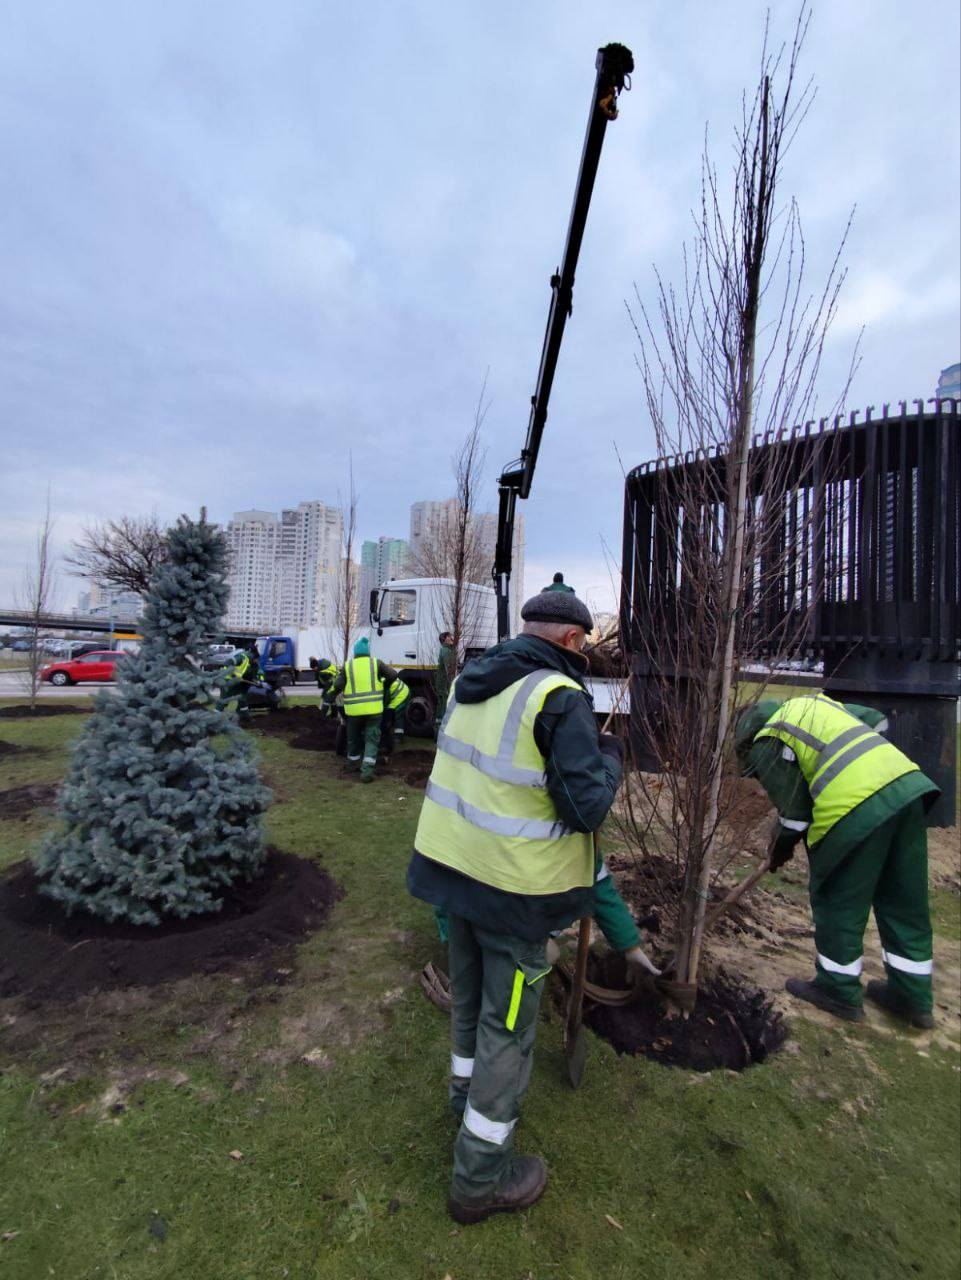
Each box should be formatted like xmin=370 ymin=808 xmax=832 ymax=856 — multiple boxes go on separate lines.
xmin=1 ymin=706 xmax=959 ymax=1280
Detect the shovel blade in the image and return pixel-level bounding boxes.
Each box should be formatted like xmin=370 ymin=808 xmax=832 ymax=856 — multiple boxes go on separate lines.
xmin=565 ymin=1026 xmax=587 ymax=1089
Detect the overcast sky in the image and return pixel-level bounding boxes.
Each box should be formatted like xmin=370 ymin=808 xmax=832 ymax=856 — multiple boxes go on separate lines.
xmin=2 ymin=0 xmax=958 ymax=616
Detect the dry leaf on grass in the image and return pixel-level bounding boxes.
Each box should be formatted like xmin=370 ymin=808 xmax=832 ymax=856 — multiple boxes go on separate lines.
xmin=605 ymin=1214 xmax=624 ymax=1230
xmin=228 ymin=1149 xmax=244 ymax=1161
xmin=1 ymin=1232 xmax=21 ymax=1242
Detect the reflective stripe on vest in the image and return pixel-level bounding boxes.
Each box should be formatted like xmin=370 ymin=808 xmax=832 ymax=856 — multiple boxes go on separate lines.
xmin=756 ymin=694 xmax=918 ymax=846
xmin=342 ymin=655 xmax=384 ymax=716
xmin=388 ymin=679 xmax=410 ymax=710
xmin=414 ymin=669 xmax=595 ymax=896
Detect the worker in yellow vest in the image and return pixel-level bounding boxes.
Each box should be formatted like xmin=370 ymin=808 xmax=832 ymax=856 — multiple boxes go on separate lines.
xmin=735 ymin=695 xmax=939 ymax=1027
xmin=382 ymin=675 xmax=411 ymax=759
xmin=407 ymin=587 xmax=658 ymax=1224
xmin=329 ymin=637 xmax=398 ymax=782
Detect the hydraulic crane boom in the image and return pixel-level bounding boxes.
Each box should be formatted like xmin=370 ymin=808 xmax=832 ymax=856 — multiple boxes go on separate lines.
xmin=493 ymin=42 xmax=633 ymax=641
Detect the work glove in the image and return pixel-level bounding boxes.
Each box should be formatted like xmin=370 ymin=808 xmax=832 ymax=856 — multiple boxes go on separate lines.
xmin=623 ymin=945 xmax=661 ymax=977
xmin=545 ymin=925 xmax=580 ymax=966
xmin=598 ymin=732 xmax=624 ymax=764
xmin=768 ymin=820 xmax=801 ymax=871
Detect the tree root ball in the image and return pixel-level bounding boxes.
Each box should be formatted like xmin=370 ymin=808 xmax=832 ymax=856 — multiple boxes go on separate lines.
xmin=582 ymin=953 xmax=787 ymax=1072
xmin=0 ymin=850 xmax=341 ymax=1002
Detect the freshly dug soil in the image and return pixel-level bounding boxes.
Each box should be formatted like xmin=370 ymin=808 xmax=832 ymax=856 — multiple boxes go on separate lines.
xmin=0 ymin=704 xmax=88 ymax=719
xmin=0 ymin=782 xmax=59 ymax=820
xmin=0 ymin=849 xmax=342 ymax=1002
xmin=581 ymin=953 xmax=787 ymax=1072
xmin=252 ymin=706 xmax=341 ymax=752
xmin=0 ymin=739 xmax=34 ymax=758
xmin=383 ymin=749 xmax=434 ymax=789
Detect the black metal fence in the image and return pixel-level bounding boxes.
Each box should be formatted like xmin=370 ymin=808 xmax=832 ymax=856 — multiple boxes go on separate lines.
xmin=620 ymin=401 xmax=960 ymax=822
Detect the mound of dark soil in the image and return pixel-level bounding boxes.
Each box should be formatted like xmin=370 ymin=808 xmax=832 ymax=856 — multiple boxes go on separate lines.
xmin=0 ymin=782 xmax=59 ymax=819
xmin=0 ymin=704 xmax=88 ymax=719
xmin=582 ymin=954 xmax=786 ymax=1072
xmin=252 ymin=706 xmax=341 ymax=752
xmin=0 ymin=739 xmax=34 ymax=758
xmin=0 ymin=850 xmax=342 ymax=1003
xmin=384 ymin=749 xmax=434 ymax=789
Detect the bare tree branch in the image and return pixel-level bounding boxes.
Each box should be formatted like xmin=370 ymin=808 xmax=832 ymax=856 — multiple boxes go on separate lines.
xmin=15 ymin=491 xmax=57 ymax=709
xmin=64 ymin=514 xmax=166 ymax=596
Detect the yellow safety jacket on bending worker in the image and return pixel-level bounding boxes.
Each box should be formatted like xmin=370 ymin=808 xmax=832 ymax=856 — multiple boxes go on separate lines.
xmin=755 ymin=694 xmax=919 ymax=847
xmin=414 ymin=670 xmax=594 ymax=897
xmin=342 ymin=654 xmax=385 ymax=717
xmin=388 ymin=678 xmax=410 ymax=710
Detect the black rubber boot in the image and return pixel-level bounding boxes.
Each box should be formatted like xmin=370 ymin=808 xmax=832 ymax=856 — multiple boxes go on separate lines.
xmin=785 ymin=976 xmax=864 ymax=1022
xmin=448 ymin=1156 xmax=548 ymax=1225
xmin=865 ymin=979 xmax=934 ymax=1029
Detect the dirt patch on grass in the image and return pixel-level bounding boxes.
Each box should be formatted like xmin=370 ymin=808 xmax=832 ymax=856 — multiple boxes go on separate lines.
xmin=383 ymin=749 xmax=434 ymax=789
xmin=580 ymin=956 xmax=787 ymax=1071
xmin=0 ymin=782 xmax=59 ymax=819
xmin=928 ymin=825 xmax=961 ymax=892
xmin=0 ymin=705 xmax=88 ymax=719
xmin=0 ymin=849 xmax=341 ymax=1002
xmin=0 ymin=739 xmax=39 ymax=758
xmin=251 ymin=706 xmax=341 ymax=753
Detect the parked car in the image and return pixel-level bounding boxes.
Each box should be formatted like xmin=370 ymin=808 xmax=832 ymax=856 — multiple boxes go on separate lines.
xmin=10 ymin=639 xmax=32 ymax=652
xmin=40 ymin=650 xmax=128 ymax=686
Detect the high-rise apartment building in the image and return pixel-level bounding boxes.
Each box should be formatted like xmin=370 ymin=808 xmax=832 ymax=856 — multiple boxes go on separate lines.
xmin=409 ymin=500 xmax=525 ymax=634
xmin=225 ymin=501 xmax=344 ymax=630
xmin=359 ymin=537 xmax=411 ymax=610
xmin=225 ymin=510 xmax=283 ymax=629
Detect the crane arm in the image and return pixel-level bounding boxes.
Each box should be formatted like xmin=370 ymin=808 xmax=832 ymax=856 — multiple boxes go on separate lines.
xmin=493 ymin=42 xmax=633 ymax=641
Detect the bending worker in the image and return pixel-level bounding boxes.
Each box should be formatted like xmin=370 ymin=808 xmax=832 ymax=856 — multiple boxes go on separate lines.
xmin=382 ymin=675 xmax=411 ymax=760
xmin=219 ymin=646 xmax=257 ymax=717
xmin=735 ymin=693 xmax=939 ymax=1028
xmin=330 ymin=638 xmax=398 ymax=783
xmin=407 ymin=586 xmax=658 ymax=1224
xmin=311 ymin=656 xmax=340 ymax=718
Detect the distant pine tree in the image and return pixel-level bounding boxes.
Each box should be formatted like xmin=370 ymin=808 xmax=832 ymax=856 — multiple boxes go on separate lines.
xmin=35 ymin=512 xmax=272 ymax=925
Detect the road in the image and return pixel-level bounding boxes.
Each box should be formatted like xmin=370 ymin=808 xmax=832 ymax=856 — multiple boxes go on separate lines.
xmin=0 ymin=671 xmax=322 ymax=702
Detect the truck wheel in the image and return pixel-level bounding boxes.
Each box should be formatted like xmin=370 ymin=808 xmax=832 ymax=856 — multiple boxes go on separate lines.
xmin=405 ymin=693 xmax=437 ymax=738
xmin=277 ymin=671 xmax=293 ymax=688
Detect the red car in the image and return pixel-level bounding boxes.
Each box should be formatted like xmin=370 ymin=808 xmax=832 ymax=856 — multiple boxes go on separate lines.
xmin=40 ymin=650 xmax=128 ymax=686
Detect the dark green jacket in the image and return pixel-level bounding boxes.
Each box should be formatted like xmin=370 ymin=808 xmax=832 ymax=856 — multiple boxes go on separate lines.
xmin=435 ymin=643 xmax=455 ymax=709
xmin=747 ymin=702 xmax=939 ymax=887
xmin=408 ymin=635 xmax=639 ymax=947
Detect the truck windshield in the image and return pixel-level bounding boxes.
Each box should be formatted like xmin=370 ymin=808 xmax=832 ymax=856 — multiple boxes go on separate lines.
xmin=379 ymin=589 xmax=416 ymax=625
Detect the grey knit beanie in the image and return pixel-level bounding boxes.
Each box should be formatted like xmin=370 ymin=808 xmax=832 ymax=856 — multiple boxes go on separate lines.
xmin=521 ymin=588 xmax=593 ymax=633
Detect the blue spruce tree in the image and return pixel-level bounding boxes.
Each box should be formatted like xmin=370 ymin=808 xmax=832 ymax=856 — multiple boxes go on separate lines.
xmin=35 ymin=512 xmax=272 ymax=925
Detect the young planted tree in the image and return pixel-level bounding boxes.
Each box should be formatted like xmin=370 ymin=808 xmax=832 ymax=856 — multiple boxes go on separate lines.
xmin=413 ymin=384 xmax=491 ymax=659
xmin=16 ymin=492 xmax=57 ymax=710
xmin=332 ymin=458 xmax=360 ymax=665
xmin=620 ymin=6 xmax=854 ymax=999
xmin=64 ymin=514 xmax=166 ymax=596
xmin=35 ymin=512 xmax=271 ymax=925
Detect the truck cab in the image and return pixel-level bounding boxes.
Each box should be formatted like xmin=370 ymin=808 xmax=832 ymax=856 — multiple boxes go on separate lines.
xmin=368 ymin=577 xmax=497 ymax=732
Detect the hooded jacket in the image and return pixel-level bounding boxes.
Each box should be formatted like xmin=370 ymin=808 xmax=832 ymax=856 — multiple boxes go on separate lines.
xmin=407 ymin=634 xmax=638 ymax=944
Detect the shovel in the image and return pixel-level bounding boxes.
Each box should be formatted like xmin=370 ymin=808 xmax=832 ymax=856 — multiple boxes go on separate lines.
xmin=564 ymin=830 xmax=600 ymax=1089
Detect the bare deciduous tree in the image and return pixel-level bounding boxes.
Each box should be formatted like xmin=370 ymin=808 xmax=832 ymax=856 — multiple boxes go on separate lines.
xmin=64 ymin=514 xmax=166 ymax=597
xmin=16 ymin=493 xmax=58 ymax=709
xmin=619 ymin=6 xmax=856 ymax=1001
xmin=413 ymin=383 xmax=491 ymax=659
xmin=333 ymin=457 xmax=360 ymax=665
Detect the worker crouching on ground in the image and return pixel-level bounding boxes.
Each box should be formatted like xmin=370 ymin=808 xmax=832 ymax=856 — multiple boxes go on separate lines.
xmin=407 ymin=587 xmax=658 ymax=1224
xmin=735 ymin=694 xmax=939 ymax=1028
xmin=310 ymin=656 xmax=340 ymax=718
xmin=331 ymin=637 xmax=398 ymax=783
xmin=381 ymin=675 xmax=411 ymax=760
xmin=219 ymin=646 xmax=257 ymax=717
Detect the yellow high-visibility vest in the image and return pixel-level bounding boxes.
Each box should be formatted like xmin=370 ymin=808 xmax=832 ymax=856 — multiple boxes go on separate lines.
xmin=414 ymin=670 xmax=594 ymax=896
xmin=342 ymin=655 xmax=384 ymax=717
xmin=388 ymin=679 xmax=410 ymax=710
xmin=756 ymin=694 xmax=918 ymax=846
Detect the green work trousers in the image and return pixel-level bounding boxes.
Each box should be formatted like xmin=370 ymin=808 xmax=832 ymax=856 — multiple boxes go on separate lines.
xmin=810 ymin=799 xmax=933 ymax=1013
xmin=447 ymin=914 xmax=552 ymax=1204
xmin=345 ymin=714 xmax=382 ymax=781
xmin=381 ymin=696 xmax=409 ymax=757
xmin=220 ymin=678 xmax=250 ymax=715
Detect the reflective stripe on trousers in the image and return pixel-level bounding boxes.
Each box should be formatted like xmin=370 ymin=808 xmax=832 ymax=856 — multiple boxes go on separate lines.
xmin=882 ymin=949 xmax=933 ymax=975
xmin=463 ymin=1101 xmax=516 ymax=1146
xmin=817 ymin=951 xmax=863 ymax=976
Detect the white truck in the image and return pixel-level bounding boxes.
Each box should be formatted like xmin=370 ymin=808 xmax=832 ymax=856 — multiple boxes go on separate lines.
xmin=255 ymin=574 xmax=625 ymax=735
